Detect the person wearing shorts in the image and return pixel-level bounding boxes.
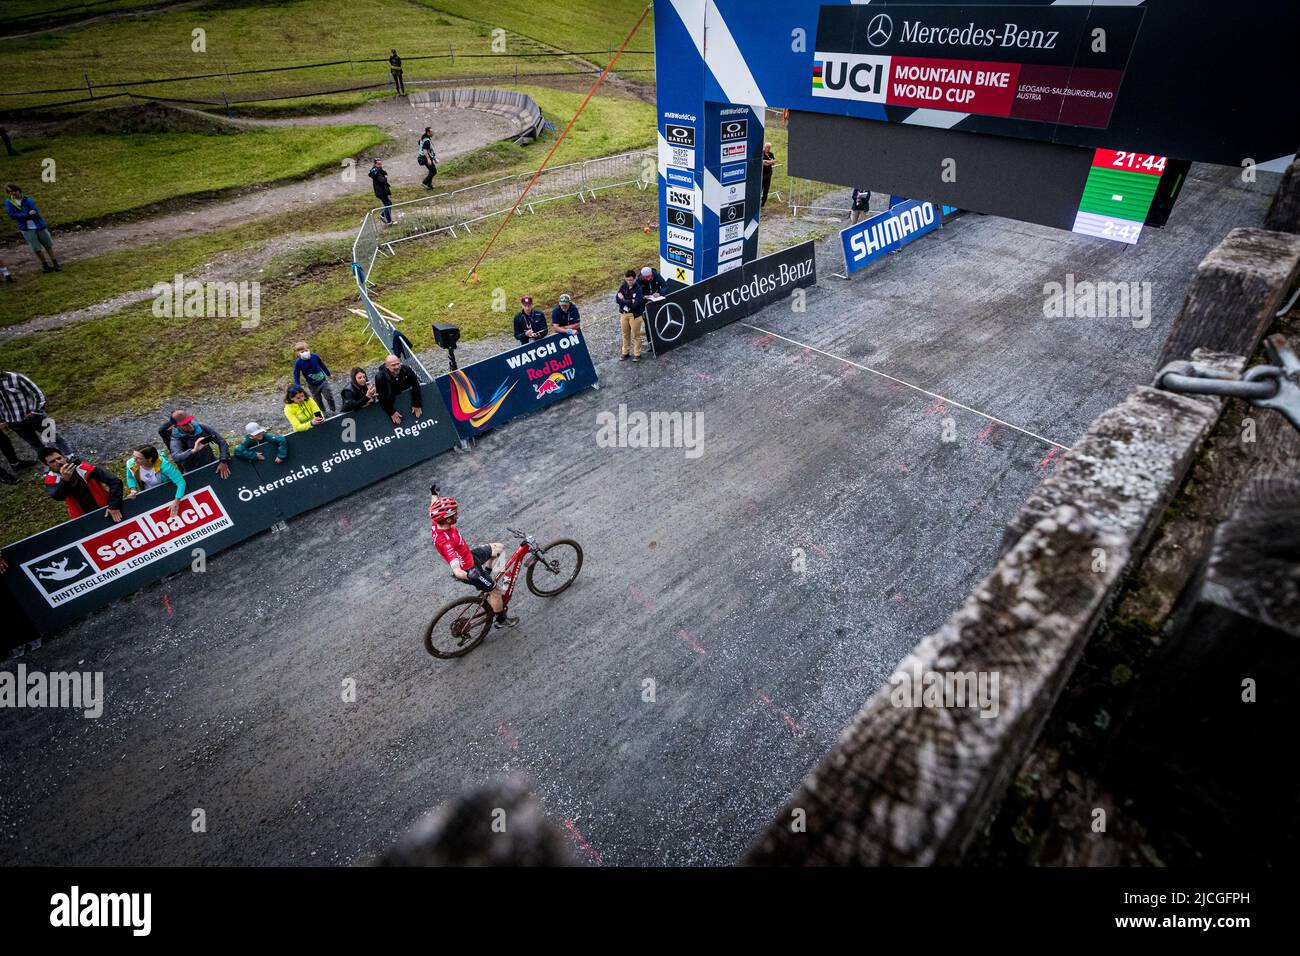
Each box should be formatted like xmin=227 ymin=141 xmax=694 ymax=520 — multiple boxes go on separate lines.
xmin=4 ymin=184 xmax=58 ymax=273
xmin=430 ymin=490 xmax=519 ymax=629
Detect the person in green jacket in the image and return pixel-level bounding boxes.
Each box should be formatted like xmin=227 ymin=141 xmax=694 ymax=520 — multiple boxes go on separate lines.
xmin=234 ymin=422 xmax=289 ymax=464
xmin=124 ymin=444 xmax=185 ymax=517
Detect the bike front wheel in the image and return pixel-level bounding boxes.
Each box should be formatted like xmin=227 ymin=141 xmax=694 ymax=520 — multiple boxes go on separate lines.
xmin=526 ymin=539 xmax=583 ymax=597
xmin=424 ymin=595 xmax=493 ymax=658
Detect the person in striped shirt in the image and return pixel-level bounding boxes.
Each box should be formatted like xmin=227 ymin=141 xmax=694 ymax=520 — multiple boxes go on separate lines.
xmin=0 ymin=370 xmax=72 ymax=463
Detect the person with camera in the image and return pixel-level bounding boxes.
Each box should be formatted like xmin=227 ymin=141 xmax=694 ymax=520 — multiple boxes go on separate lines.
xmin=40 ymin=447 xmax=124 ymax=523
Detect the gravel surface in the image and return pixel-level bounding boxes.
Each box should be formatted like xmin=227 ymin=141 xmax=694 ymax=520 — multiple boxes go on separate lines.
xmin=0 ymin=163 xmax=1276 ymax=866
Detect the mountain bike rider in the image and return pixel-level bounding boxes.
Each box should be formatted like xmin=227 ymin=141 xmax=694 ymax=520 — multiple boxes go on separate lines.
xmin=429 ymin=488 xmax=519 ymax=629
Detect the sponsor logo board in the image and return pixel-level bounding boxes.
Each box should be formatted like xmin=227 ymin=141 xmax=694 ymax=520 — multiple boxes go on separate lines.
xmin=666 ymin=207 xmax=695 ymax=229
xmin=720 ymin=118 xmax=748 ymax=142
xmin=666 ymin=225 xmax=695 ymax=248
xmin=720 ymin=162 xmax=748 ymax=184
xmin=665 ymin=167 xmax=695 ymax=189
xmin=664 ymin=124 xmax=696 ymax=147
xmin=22 ymin=488 xmax=232 ymax=607
xmin=666 ymin=185 xmax=696 ymax=212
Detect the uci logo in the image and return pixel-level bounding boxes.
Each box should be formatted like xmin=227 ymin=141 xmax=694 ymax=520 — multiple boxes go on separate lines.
xmin=812 ymin=51 xmax=888 ymax=101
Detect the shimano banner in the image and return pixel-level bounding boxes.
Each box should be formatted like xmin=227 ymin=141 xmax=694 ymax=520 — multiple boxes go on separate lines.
xmin=1 ymin=392 xmax=458 ymax=638
xmin=840 ymin=199 xmax=941 ymax=275
xmin=646 ymin=241 xmax=817 ymax=355
xmin=435 ymin=331 xmax=599 ymax=441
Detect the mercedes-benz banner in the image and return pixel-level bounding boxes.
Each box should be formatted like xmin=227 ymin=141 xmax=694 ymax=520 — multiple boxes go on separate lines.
xmin=646 ymin=241 xmax=817 ymax=356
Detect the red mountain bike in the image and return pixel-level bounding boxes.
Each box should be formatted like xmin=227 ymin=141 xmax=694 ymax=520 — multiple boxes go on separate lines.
xmin=424 ymin=527 xmax=583 ymax=658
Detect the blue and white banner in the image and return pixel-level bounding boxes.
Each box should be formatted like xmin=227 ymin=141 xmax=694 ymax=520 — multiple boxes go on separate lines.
xmin=840 ymin=199 xmax=941 ymax=275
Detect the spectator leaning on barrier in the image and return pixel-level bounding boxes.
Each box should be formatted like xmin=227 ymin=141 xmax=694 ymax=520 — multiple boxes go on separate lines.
xmin=293 ymin=340 xmax=337 ymax=415
xmin=340 ymin=367 xmax=378 ymax=413
xmin=513 ymin=295 xmax=549 ymax=345
xmin=40 ymin=447 xmax=123 ymax=523
xmin=389 ymin=49 xmax=405 ymax=95
xmin=551 ymin=294 xmax=581 ymax=335
xmin=419 ymin=127 xmax=438 ymax=190
xmin=158 ymin=410 xmax=232 ymax=478
xmin=1 ymin=369 xmax=72 ymax=458
xmin=235 ymin=422 xmax=289 ymax=465
xmin=615 ymin=270 xmax=646 ymax=362
xmin=125 ymin=444 xmax=185 ymax=518
xmin=4 ymin=184 xmax=58 ymax=273
xmin=369 ymin=159 xmax=394 ymax=225
xmin=374 ymin=354 xmax=423 ymax=425
xmin=284 ymin=385 xmax=325 ymax=432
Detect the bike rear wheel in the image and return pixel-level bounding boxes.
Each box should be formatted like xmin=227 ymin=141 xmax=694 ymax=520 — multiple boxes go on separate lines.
xmin=526 ymin=539 xmax=583 ymax=597
xmin=425 ymin=595 xmax=493 ymax=658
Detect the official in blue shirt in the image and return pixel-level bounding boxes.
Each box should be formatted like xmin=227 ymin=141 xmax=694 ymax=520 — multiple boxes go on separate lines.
xmin=551 ymin=294 xmax=581 ymax=335
xmin=513 ymin=295 xmax=549 ymax=344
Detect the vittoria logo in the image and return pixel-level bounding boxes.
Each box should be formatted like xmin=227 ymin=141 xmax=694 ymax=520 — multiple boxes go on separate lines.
xmin=22 ymin=489 xmax=233 ymax=607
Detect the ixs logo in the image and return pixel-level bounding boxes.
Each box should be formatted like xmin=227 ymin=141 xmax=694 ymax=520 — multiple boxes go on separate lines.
xmin=666 ymin=185 xmax=696 ymax=212
xmin=812 ymin=51 xmax=889 ymax=102
xmin=527 ymin=354 xmax=577 ymax=398
xmin=21 ymin=489 xmax=232 ymax=607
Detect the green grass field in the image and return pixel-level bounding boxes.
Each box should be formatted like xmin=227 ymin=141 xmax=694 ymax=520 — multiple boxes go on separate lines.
xmin=0 ymin=188 xmax=657 ymax=420
xmin=0 ymin=0 xmax=654 ymax=111
xmin=0 ymin=124 xmax=388 ymax=225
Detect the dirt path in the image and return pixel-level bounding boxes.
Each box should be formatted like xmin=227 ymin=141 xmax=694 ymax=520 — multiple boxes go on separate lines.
xmin=16 ymin=96 xmax=520 ymax=270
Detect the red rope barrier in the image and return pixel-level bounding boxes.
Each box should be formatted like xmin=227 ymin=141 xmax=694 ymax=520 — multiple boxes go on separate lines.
xmin=465 ymin=3 xmax=653 ymax=283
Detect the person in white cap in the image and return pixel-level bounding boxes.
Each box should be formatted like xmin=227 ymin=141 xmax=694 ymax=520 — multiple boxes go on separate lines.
xmin=636 ymin=265 xmax=666 ymax=299
xmin=233 ymin=421 xmax=289 ymax=465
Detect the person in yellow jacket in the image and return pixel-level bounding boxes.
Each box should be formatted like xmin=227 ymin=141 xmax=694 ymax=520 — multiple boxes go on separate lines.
xmin=284 ymin=384 xmax=325 ymax=432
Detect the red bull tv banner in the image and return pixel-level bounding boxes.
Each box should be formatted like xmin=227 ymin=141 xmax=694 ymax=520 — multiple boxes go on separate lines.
xmin=1 ymin=392 xmax=458 ymax=639
xmin=435 ymin=331 xmax=599 ymax=441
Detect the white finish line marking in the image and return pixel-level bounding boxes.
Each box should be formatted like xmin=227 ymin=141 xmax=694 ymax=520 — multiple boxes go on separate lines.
xmin=742 ymin=323 xmax=1069 ymax=450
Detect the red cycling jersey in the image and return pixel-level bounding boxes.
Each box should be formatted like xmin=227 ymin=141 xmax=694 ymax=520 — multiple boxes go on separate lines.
xmin=432 ymin=524 xmax=474 ymax=569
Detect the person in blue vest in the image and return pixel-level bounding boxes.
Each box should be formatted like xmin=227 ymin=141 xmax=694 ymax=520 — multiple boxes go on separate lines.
xmin=513 ymin=295 xmax=548 ymax=344
xmin=4 ymin=184 xmax=58 ymax=273
xmin=551 ymin=294 xmax=581 ymax=335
